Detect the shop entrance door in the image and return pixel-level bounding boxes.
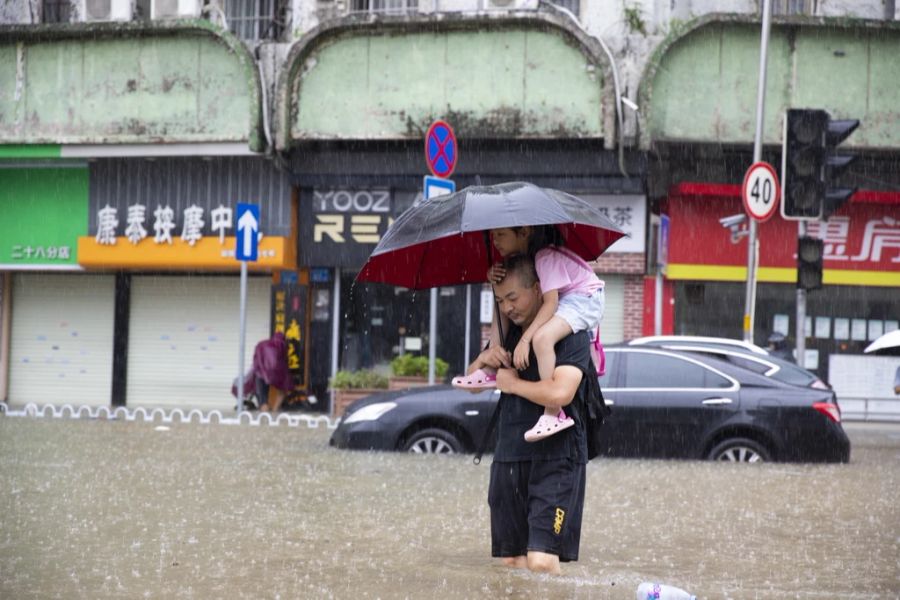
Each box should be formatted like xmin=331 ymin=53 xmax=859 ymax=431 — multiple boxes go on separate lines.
xmin=339 ymin=274 xmax=430 ymax=373
xmin=338 ymin=274 xmax=475 ymax=377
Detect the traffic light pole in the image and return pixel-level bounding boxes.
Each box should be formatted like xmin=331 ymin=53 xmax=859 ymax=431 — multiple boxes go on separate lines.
xmin=743 ymin=0 xmax=773 ymax=344
xmin=796 ymin=221 xmax=807 ymax=365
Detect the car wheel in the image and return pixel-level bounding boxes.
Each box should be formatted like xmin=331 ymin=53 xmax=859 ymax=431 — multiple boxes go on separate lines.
xmin=708 ymin=437 xmax=771 ymax=463
xmin=403 ymin=428 xmax=462 ymax=455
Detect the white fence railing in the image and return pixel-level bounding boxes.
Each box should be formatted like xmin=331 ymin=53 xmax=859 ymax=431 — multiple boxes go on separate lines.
xmin=0 ymin=402 xmax=340 ymax=429
xmin=839 ymin=397 xmax=900 ymax=422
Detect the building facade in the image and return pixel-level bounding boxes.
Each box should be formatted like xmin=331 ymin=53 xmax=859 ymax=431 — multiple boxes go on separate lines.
xmin=1 ymin=0 xmax=898 ymax=411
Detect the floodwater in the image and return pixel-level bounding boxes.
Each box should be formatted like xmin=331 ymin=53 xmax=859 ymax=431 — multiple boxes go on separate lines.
xmin=1 ymin=417 xmax=898 ymax=599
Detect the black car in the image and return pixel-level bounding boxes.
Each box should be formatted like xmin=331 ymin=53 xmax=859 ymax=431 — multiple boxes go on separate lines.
xmin=330 ymin=385 xmax=499 ymax=454
xmin=330 ymin=346 xmax=850 ymax=463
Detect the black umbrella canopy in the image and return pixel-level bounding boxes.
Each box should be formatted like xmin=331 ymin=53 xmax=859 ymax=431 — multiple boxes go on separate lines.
xmin=358 ymin=182 xmax=628 ymax=289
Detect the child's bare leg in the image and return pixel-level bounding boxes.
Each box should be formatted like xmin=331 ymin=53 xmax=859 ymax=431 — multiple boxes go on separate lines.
xmin=532 ymin=316 xmax=574 ymax=416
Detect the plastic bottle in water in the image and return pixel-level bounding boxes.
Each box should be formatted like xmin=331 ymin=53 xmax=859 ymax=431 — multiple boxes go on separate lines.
xmin=636 ymin=582 xmax=697 ymax=600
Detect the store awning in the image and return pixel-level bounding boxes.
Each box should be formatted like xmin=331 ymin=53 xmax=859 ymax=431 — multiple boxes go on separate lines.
xmin=639 ymin=15 xmax=900 ymax=151
xmin=0 ymin=21 xmax=264 ymax=152
xmin=275 ymin=13 xmax=614 ymax=149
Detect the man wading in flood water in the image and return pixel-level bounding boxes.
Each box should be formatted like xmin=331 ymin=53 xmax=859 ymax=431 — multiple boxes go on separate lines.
xmin=465 ymin=254 xmax=594 ymax=575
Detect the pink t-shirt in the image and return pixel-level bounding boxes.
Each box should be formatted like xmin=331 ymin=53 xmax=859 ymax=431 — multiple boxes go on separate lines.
xmin=534 ymin=246 xmax=604 ymax=298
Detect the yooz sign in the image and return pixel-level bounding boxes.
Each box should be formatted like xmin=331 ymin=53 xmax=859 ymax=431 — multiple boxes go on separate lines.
xmin=314 ymin=190 xmax=390 ymax=213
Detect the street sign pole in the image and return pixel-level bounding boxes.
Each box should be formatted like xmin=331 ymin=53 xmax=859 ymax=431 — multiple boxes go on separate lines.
xmin=423 ymin=122 xmax=458 ymax=385
xmin=235 ymin=203 xmax=260 ymax=415
xmin=743 ymin=0 xmax=773 ymax=344
xmin=237 ymin=260 xmax=248 ymax=415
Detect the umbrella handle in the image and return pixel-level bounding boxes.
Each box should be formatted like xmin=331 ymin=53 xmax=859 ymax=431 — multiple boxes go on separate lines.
xmin=482 ymin=230 xmax=505 ymax=346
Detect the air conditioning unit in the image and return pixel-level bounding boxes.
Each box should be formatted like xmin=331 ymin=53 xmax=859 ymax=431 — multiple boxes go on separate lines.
xmin=151 ymin=0 xmax=202 ymax=19
xmin=79 ymin=0 xmax=133 ymax=21
xmin=485 ymin=0 xmax=538 ymax=9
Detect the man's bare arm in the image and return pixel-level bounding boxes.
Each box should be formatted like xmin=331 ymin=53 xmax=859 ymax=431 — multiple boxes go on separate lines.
xmin=495 ymin=365 xmax=582 ymax=410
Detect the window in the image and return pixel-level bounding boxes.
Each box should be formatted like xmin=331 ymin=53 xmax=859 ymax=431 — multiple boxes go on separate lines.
xmin=722 ymin=354 xmax=772 ymax=376
xmin=547 ymin=0 xmax=579 ymax=17
xmin=772 ymin=0 xmax=813 ymax=16
xmin=42 ymin=0 xmax=72 ymax=22
xmin=223 ymin=0 xmax=287 ymax=41
xmin=348 ymin=0 xmax=418 ymax=15
xmin=623 ymin=352 xmax=731 ymax=389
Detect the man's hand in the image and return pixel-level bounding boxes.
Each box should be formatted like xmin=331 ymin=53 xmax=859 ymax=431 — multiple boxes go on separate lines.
xmin=470 ymin=345 xmax=512 ymax=373
xmin=513 ymin=338 xmax=531 ymax=370
xmin=496 ymin=367 xmax=520 ymax=394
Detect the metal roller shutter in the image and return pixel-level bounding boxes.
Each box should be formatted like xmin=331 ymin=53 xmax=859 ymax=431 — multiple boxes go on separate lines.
xmin=599 ymin=275 xmax=625 ymax=345
xmin=9 ymin=273 xmax=115 ymax=406
xmin=126 ymin=275 xmax=271 ymax=410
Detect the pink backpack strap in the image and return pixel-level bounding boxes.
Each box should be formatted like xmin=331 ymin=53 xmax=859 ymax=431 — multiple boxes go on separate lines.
xmin=590 ymin=326 xmax=605 ymax=376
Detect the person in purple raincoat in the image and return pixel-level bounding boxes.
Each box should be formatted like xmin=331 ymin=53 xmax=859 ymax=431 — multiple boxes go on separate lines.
xmin=252 ymin=332 xmax=294 ymax=412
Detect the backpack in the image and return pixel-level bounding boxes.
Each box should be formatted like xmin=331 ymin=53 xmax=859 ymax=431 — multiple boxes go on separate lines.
xmin=579 ymin=357 xmax=611 ymax=461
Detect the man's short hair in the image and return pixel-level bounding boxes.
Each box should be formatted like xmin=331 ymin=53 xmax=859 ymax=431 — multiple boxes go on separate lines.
xmin=502 ymin=254 xmax=538 ymax=288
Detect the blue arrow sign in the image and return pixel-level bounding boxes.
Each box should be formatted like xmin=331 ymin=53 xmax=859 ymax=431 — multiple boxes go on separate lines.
xmin=423 ymin=175 xmax=455 ymax=201
xmin=236 ymin=203 xmax=259 ymax=262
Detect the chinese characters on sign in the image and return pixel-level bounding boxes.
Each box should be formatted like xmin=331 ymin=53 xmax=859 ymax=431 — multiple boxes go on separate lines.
xmin=93 ymin=203 xmax=248 ymax=247
xmin=806 ymin=216 xmax=900 ymax=263
xmin=272 ymin=284 xmax=308 ymax=389
xmin=580 ymin=195 xmax=646 ymax=254
xmin=9 ymin=245 xmax=72 ymax=261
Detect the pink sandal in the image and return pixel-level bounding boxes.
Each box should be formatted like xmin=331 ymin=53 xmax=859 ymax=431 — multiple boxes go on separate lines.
xmin=451 ymin=368 xmax=497 ymax=390
xmin=524 ymin=408 xmax=575 ymax=442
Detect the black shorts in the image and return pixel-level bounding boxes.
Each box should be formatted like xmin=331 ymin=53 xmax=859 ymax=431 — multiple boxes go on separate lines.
xmin=488 ymin=458 xmax=586 ymax=562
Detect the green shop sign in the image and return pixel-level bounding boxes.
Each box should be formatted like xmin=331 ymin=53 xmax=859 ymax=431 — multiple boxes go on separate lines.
xmin=0 ymin=168 xmax=87 ymax=267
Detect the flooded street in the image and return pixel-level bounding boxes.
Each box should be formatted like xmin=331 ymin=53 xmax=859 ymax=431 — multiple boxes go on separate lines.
xmin=1 ymin=417 xmax=897 ymax=599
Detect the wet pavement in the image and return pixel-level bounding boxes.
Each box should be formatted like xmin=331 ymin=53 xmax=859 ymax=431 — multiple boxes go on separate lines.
xmin=1 ymin=416 xmax=897 ymax=599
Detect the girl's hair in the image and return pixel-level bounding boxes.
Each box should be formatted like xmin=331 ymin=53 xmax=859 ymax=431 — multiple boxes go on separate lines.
xmin=511 ymin=225 xmax=563 ymax=257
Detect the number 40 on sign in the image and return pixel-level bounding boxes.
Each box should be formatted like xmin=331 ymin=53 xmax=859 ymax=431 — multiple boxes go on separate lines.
xmin=742 ymin=162 xmax=781 ymax=222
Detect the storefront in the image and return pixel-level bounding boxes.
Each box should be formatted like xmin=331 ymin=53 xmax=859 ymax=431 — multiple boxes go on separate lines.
xmin=298 ymin=184 xmax=473 ymax=404
xmin=78 ymin=157 xmax=297 ymax=410
xmin=292 ymin=141 xmax=648 ymax=402
xmin=0 ymin=166 xmax=110 ymax=406
xmin=658 ymin=182 xmax=900 ymax=383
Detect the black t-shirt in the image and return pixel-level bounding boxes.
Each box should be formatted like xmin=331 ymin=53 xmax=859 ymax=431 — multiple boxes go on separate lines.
xmin=493 ymin=325 xmax=591 ymax=464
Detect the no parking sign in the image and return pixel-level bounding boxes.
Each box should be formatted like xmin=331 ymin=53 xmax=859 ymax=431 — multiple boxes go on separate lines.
xmin=424 ymin=120 xmax=457 ymax=179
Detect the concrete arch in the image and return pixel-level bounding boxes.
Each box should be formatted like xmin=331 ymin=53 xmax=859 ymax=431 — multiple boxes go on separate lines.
xmin=0 ymin=20 xmax=263 ymax=151
xmin=275 ymin=11 xmax=617 ymax=150
xmin=637 ymin=13 xmax=900 ymax=151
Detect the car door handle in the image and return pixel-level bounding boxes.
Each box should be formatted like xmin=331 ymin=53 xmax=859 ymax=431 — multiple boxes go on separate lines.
xmin=702 ymin=397 xmax=733 ymax=405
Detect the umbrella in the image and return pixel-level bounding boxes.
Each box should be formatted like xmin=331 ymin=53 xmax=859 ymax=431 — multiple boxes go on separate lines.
xmin=864 ymin=329 xmax=900 ymax=355
xmin=356 ymin=182 xmax=627 ymax=289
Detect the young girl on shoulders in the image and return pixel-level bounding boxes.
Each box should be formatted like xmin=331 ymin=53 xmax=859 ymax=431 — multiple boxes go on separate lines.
xmin=452 ymin=225 xmax=605 ymax=442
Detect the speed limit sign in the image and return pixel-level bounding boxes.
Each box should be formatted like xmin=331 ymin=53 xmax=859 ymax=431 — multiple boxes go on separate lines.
xmin=742 ymin=162 xmax=780 ymax=222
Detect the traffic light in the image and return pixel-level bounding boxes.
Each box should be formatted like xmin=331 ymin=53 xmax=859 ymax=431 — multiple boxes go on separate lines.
xmin=797 ymin=236 xmax=824 ymax=290
xmin=781 ymin=109 xmax=859 ymax=221
xmin=822 ymin=118 xmax=860 ymax=219
xmin=782 ymin=109 xmax=827 ymax=220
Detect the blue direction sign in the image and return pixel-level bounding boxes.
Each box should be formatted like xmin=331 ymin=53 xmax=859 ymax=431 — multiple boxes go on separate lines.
xmin=425 ymin=120 xmax=457 ymax=178
xmin=236 ymin=203 xmax=259 ymax=262
xmin=423 ymin=175 xmax=456 ymax=201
